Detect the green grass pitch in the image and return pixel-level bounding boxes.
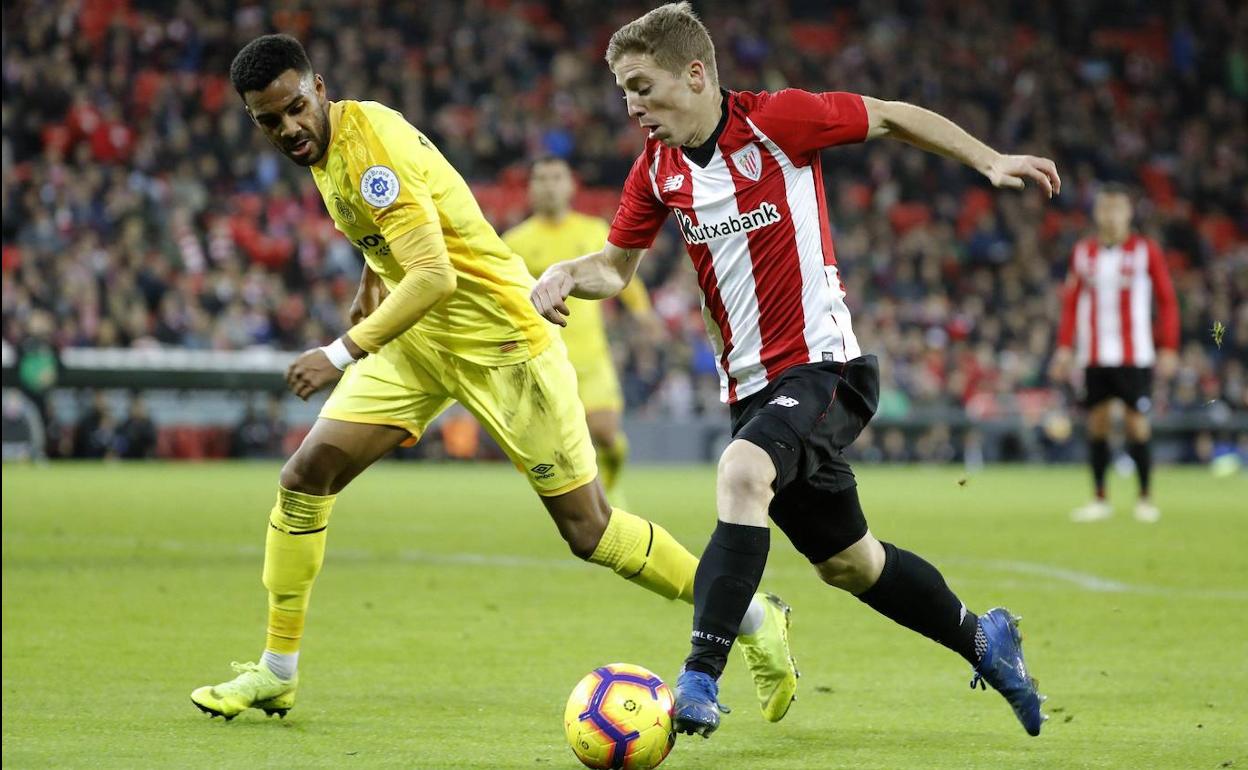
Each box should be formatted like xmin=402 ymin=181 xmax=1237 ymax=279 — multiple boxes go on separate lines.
xmin=3 ymin=462 xmax=1245 ymax=769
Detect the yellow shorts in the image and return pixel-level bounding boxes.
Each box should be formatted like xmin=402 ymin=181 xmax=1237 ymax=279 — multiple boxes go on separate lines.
xmin=571 ymin=350 xmax=624 ymax=413
xmin=320 ymin=335 xmax=598 ymax=496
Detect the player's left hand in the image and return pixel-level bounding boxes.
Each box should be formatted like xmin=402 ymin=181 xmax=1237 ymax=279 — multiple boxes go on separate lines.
xmin=286 ymin=348 xmax=343 ymax=400
xmin=986 ymin=154 xmax=1061 ymax=198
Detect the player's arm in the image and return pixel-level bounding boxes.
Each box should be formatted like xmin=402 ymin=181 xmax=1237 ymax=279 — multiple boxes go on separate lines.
xmin=341 ymin=223 xmax=456 ymax=355
xmin=531 ymin=242 xmax=644 ymax=327
xmin=1147 ymin=238 xmax=1180 ymax=380
xmin=287 ymin=224 xmax=455 ymax=400
xmin=349 ymin=263 xmax=389 ymax=325
xmin=861 ymin=97 xmax=1061 ymax=197
xmin=1050 ymin=247 xmax=1082 ymax=383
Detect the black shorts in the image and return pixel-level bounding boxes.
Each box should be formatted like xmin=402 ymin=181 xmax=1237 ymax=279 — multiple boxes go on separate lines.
xmin=1084 ymin=366 xmax=1153 ymax=412
xmin=730 ymin=355 xmax=880 ymax=563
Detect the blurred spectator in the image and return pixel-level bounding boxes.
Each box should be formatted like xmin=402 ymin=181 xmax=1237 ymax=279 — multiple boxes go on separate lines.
xmin=13 ymin=309 xmax=59 ymax=425
xmin=2 ymin=388 xmax=45 ymax=460
xmin=230 ymin=394 xmax=287 ymax=459
xmin=0 ymin=0 xmax=1243 ymax=445
xmin=117 ymin=393 xmax=158 ymax=459
xmin=72 ymin=391 xmax=118 ymax=459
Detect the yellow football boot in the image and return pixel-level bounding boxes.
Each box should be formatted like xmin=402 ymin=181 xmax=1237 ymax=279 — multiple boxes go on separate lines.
xmin=191 ymin=661 xmax=297 ymax=720
xmin=736 ymin=592 xmax=799 ymax=722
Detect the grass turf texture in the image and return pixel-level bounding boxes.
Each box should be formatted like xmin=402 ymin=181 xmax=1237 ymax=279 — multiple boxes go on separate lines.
xmin=3 ymin=462 xmax=1244 ymax=769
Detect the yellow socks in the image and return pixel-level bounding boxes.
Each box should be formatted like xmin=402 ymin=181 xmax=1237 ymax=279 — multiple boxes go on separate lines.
xmin=262 ymin=486 xmax=335 ymax=654
xmin=597 ymin=433 xmax=629 ymax=495
xmin=589 ymin=508 xmax=697 ymax=603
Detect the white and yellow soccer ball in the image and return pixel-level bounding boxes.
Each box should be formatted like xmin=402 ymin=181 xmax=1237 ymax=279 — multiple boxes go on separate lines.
xmin=564 ymin=663 xmax=676 ymax=770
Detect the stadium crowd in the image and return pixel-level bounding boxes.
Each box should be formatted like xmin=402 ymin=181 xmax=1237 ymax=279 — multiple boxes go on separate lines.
xmin=2 ymin=0 xmax=1245 ymax=460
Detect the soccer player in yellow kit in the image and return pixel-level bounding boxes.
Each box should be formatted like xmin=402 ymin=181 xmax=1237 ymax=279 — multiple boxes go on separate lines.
xmin=191 ymin=34 xmax=798 ymax=722
xmin=504 ymin=158 xmax=652 ymax=496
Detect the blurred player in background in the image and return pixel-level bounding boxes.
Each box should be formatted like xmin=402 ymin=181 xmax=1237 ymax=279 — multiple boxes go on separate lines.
xmin=533 ymin=1 xmax=1059 ymax=740
xmin=1051 ymin=184 xmax=1179 ymax=523
xmin=504 ymin=157 xmax=656 ymax=499
xmin=190 ymin=33 xmax=794 ymax=723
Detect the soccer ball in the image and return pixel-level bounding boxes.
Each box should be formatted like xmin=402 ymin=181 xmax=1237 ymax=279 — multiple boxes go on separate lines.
xmin=564 ymin=663 xmax=676 ymax=770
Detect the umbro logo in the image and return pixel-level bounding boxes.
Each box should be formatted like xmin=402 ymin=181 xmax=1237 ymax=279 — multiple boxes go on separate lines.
xmin=530 ymin=463 xmax=556 ymax=480
xmin=661 ymin=174 xmax=685 ymax=193
xmin=768 ymin=395 xmax=799 ymax=408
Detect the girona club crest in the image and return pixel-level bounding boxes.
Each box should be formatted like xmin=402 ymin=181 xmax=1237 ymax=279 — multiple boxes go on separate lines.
xmin=730 ymin=144 xmax=762 ymax=182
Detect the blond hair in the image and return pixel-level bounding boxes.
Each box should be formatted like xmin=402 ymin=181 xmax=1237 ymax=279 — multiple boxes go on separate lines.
xmin=605 ymin=2 xmax=718 ymax=86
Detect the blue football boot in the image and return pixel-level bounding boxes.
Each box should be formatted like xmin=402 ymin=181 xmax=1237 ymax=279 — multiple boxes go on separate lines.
xmin=672 ymin=669 xmax=731 ymax=738
xmin=971 ymin=608 xmax=1047 ymax=736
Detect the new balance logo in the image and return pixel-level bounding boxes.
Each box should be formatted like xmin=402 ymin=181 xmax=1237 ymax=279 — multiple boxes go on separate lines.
xmin=661 ymin=174 xmax=685 ymax=193
xmin=768 ymin=395 xmax=800 ymax=408
xmin=673 ymin=202 xmax=782 ymax=245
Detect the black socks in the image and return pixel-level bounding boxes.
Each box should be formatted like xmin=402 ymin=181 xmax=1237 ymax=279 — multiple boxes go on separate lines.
xmin=857 ymin=542 xmax=981 ymax=666
xmin=1090 ymin=438 xmax=1110 ymax=498
xmin=684 ymin=521 xmax=770 ymax=679
xmin=1126 ymin=441 xmax=1151 ymax=497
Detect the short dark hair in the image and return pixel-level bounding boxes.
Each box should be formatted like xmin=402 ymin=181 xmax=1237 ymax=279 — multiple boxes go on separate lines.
xmin=1097 ymin=181 xmax=1133 ymax=198
xmin=230 ymin=34 xmax=313 ymax=98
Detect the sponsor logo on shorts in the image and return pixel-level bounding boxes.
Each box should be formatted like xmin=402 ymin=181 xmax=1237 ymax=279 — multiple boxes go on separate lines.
xmin=530 ymin=463 xmax=556 ymax=480
xmin=768 ymin=395 xmax=800 ymax=408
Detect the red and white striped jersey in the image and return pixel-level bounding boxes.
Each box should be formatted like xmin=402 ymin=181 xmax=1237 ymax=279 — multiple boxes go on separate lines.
xmin=609 ymin=89 xmax=869 ymax=403
xmin=1056 ymin=234 xmax=1179 ymax=367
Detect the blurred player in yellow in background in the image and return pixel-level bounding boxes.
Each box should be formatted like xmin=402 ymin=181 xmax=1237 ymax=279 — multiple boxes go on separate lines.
xmin=504 ymin=157 xmax=655 ymax=497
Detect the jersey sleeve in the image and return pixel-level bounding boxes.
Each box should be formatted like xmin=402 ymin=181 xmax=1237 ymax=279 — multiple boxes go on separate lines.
xmin=749 ymin=89 xmax=869 ymax=163
xmin=1146 ymin=238 xmax=1180 ymax=351
xmin=608 ymin=150 xmax=668 ymax=250
xmin=344 ymin=109 xmax=440 ymax=246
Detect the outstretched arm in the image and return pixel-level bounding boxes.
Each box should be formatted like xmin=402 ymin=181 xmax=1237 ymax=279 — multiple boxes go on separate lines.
xmin=530 ymin=242 xmax=645 ymax=327
xmin=861 ymin=97 xmax=1061 ymax=197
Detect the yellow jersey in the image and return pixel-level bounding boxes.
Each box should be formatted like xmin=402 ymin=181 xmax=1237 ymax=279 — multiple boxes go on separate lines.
xmin=310 ymin=100 xmax=549 ymax=365
xmin=503 ymin=212 xmax=652 ymax=365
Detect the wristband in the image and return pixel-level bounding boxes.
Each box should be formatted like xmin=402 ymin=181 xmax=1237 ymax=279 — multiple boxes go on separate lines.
xmin=320 ymin=337 xmax=357 ymax=371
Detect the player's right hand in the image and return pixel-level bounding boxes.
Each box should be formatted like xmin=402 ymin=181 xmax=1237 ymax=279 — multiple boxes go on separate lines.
xmin=531 ymin=266 xmax=575 ymax=327
xmin=1048 ymin=347 xmax=1073 ymax=383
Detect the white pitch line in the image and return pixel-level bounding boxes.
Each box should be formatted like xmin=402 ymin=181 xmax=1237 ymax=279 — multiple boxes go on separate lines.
xmin=940 ymin=556 xmax=1248 ymax=601
xmin=6 ymin=534 xmax=1246 ymax=600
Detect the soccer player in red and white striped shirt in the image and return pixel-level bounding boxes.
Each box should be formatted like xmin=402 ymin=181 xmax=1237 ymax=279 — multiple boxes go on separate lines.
xmin=531 ymin=1 xmax=1060 ymax=739
xmin=1051 ymin=184 xmax=1180 ymax=523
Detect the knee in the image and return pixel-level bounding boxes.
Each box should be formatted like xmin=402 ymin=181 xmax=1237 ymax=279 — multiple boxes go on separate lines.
xmin=815 ymin=536 xmax=885 ymax=593
xmin=717 ymin=441 xmax=775 ymax=509
xmin=552 ymin=487 xmax=612 ymax=560
xmin=1087 ymin=406 xmax=1112 ymax=438
xmin=588 ymin=425 xmax=616 ymax=451
xmin=564 ymin=510 xmax=609 ymax=560
xmin=1125 ymin=416 xmax=1150 ymax=442
xmin=279 ymin=446 xmax=338 ymax=496
xmin=586 ymin=413 xmax=619 ymax=450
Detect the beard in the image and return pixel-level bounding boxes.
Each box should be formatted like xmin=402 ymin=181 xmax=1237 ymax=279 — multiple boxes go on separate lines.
xmin=287 ymin=107 xmax=332 ymax=166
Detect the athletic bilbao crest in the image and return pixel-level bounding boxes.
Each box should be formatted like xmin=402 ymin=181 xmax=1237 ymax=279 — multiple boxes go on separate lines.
xmin=730 ymin=144 xmax=762 ymax=182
